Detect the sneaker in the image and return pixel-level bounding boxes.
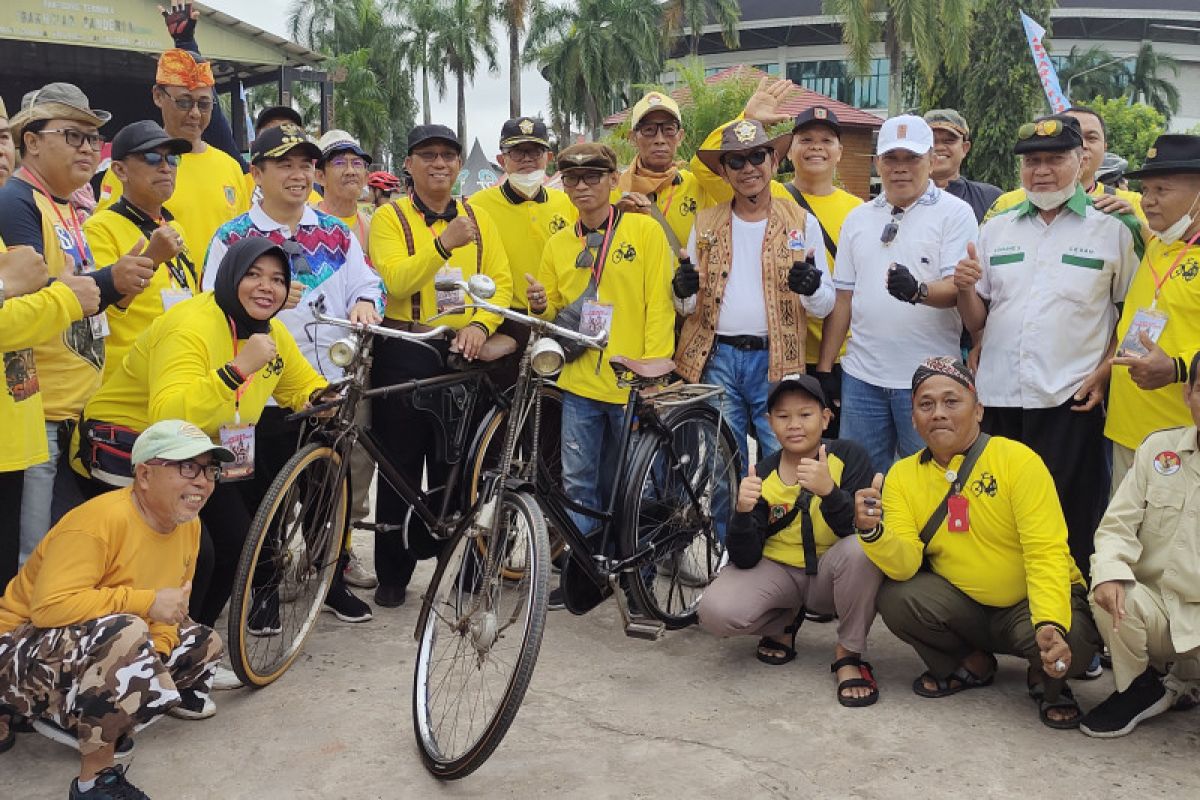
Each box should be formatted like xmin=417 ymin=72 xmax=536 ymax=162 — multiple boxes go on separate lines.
xmin=373 ymin=583 xmax=406 ymax=608
xmin=70 ymin=764 xmax=149 ymax=799
xmin=211 ymin=665 xmax=243 ymax=691
xmin=167 ymin=690 xmax=216 ymax=721
xmin=548 ymin=587 xmax=566 ymax=611
xmin=1082 ymin=652 xmax=1104 ymax=680
xmin=342 ymin=549 xmax=378 ymax=589
xmin=323 ymin=583 xmax=373 ymax=623
xmin=805 ymin=611 xmax=836 ymax=623
xmin=246 ymin=590 xmax=282 ymax=637
xmin=1079 ymin=667 xmax=1174 ymax=738
xmin=32 ymin=720 xmax=134 ymax=759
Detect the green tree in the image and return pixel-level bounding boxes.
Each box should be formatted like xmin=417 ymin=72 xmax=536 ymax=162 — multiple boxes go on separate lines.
xmin=432 ymin=0 xmax=499 ymax=144
xmin=1085 ymin=95 xmax=1166 ymax=172
xmin=393 ymin=0 xmax=446 ymax=126
xmin=823 ymin=0 xmax=971 ymax=116
xmin=1127 ymin=41 xmax=1180 ymax=120
xmin=662 ymin=0 xmax=741 ymax=57
xmin=496 ymin=0 xmax=548 ymax=118
xmin=1058 ymin=45 xmax=1126 ymax=103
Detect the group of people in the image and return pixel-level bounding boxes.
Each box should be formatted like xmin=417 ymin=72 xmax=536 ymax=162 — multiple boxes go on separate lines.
xmin=1 ymin=5 xmax=1199 ymax=796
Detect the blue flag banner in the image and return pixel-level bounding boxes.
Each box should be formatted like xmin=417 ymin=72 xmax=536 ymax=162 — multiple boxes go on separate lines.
xmin=1020 ymin=10 xmax=1069 ymax=112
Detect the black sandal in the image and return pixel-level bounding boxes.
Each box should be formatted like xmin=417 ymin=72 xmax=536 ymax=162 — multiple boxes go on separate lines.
xmin=1027 ymin=673 xmax=1083 ymax=729
xmin=912 ymin=653 xmax=997 ymax=698
xmin=755 ymin=608 xmax=805 ymax=666
xmin=831 ymin=656 xmax=879 ymax=708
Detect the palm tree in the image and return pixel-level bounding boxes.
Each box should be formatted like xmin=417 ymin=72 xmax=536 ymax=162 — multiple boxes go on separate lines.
xmin=1058 ymin=45 xmax=1127 ymax=105
xmin=823 ymin=0 xmax=971 ymax=115
xmin=393 ymin=0 xmax=446 ymax=125
xmin=495 ymin=0 xmax=548 ymax=118
xmin=1127 ymin=41 xmax=1180 ymax=120
xmin=432 ymin=0 xmax=499 ymax=144
xmin=662 ymin=0 xmax=741 ymax=57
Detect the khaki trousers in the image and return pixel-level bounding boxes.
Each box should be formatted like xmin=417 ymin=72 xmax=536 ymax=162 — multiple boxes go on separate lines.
xmin=1091 ymin=581 xmax=1200 ymax=694
xmin=1110 ymin=442 xmax=1136 ymax=501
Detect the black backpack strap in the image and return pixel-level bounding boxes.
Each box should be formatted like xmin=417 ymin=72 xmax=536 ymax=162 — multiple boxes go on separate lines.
xmin=918 ymin=433 xmax=991 ymax=546
xmin=109 ymin=198 xmax=196 ymax=288
xmin=764 ymin=489 xmax=819 ymax=575
xmin=783 ymin=183 xmax=837 ymax=260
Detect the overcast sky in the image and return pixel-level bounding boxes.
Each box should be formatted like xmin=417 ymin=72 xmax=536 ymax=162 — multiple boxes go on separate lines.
xmin=206 ymin=0 xmax=554 ymax=155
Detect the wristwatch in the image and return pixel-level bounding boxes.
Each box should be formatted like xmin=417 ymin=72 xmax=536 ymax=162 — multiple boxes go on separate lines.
xmin=912 ymin=282 xmax=929 ymax=305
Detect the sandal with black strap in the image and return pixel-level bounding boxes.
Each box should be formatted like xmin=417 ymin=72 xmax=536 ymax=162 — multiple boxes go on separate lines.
xmin=912 ymin=653 xmax=997 ymax=698
xmin=1028 ymin=674 xmax=1083 ymax=730
xmin=755 ymin=608 xmax=805 ymax=666
xmin=831 ymin=656 xmax=879 ymax=708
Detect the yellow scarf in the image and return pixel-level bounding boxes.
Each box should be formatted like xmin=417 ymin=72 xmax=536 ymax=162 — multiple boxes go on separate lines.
xmin=617 ymin=157 xmax=683 ymax=196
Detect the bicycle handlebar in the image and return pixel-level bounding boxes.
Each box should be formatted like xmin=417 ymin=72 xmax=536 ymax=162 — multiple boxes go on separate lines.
xmin=430 ymin=279 xmax=608 ymax=352
xmin=311 ymin=311 xmax=452 ymax=342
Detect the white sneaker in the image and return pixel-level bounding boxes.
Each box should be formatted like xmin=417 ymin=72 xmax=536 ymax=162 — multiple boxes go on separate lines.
xmin=343 ymin=549 xmax=378 ymax=589
xmin=167 ymin=691 xmax=217 ymax=720
xmin=211 ymin=665 xmax=243 ymax=691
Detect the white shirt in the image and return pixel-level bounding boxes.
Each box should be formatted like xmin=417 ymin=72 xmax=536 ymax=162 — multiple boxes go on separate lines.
xmin=682 ymin=208 xmax=834 ymax=330
xmin=834 ymin=183 xmax=976 ymax=389
xmin=975 ymin=188 xmax=1140 ymax=408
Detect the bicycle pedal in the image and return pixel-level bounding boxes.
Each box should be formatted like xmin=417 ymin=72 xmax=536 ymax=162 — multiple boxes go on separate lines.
xmin=355 ymin=522 xmax=402 ymax=533
xmin=623 ymin=619 xmax=665 ymax=641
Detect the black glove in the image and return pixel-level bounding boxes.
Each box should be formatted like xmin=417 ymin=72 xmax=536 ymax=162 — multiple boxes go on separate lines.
xmin=161 ymin=3 xmax=198 ymax=46
xmin=886 ymin=263 xmax=921 ymax=304
xmin=787 ymin=255 xmax=822 ymax=296
xmin=672 ymin=257 xmax=700 ymax=299
xmin=812 ymin=369 xmax=841 ymax=408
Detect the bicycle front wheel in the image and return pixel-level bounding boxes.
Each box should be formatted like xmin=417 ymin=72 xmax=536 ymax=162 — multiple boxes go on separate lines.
xmin=229 ymin=442 xmax=347 ymax=688
xmin=413 ymin=490 xmax=549 ymax=779
xmin=620 ymin=404 xmax=740 ymax=628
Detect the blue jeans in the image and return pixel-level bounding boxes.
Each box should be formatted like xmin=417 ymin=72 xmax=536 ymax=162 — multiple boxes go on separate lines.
xmin=19 ymin=421 xmax=84 ymax=564
xmin=561 ymin=391 xmax=626 ymax=537
xmin=701 ymin=343 xmax=778 ymax=474
xmin=839 ymin=371 xmax=924 ymax=475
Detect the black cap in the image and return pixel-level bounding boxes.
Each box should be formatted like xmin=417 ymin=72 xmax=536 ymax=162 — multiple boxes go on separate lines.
xmin=407 ymin=124 xmax=461 ymax=155
xmin=793 ymin=106 xmax=842 ymax=136
xmin=255 ymin=105 xmax=303 ymax=133
xmin=111 ymin=120 xmax=192 ymax=160
xmin=1124 ymin=134 xmax=1200 ymax=180
xmin=767 ymin=374 xmax=827 ymax=411
xmin=500 ymin=117 xmax=550 ymax=149
xmin=1013 ymin=115 xmax=1084 ymax=155
xmin=250 ymin=123 xmax=321 ymax=164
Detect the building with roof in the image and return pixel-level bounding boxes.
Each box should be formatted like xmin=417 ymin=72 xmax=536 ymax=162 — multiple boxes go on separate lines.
xmin=0 ymin=0 xmax=329 ymax=148
xmin=674 ymin=1 xmax=1200 ymax=131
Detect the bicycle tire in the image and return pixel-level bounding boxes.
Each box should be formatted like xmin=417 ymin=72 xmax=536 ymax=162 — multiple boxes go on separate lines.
xmin=413 ymin=490 xmax=549 ymax=779
xmin=619 ymin=404 xmax=739 ymax=628
xmin=228 ymin=442 xmax=348 ymax=688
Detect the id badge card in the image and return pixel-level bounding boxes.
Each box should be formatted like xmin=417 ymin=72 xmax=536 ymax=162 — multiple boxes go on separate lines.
xmin=579 ymin=300 xmax=614 ymax=338
xmin=161 ymin=287 xmax=193 ymax=312
xmin=435 ymin=266 xmax=464 ymax=313
xmin=1116 ymin=307 xmax=1168 ymax=358
xmin=786 ymin=228 xmax=806 ymax=252
xmin=88 ymin=313 xmax=110 ymax=338
xmin=946 ymin=494 xmax=970 ymax=533
xmin=218 ymin=423 xmax=256 ymax=481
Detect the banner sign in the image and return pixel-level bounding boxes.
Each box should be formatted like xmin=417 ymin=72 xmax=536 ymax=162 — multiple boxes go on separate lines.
xmin=1020 ymin=10 xmax=1069 ymax=112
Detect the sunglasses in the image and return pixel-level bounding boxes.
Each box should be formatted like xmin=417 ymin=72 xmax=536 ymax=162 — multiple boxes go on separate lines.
xmin=39 ymin=128 xmax=102 ymax=150
xmin=880 ymin=207 xmax=905 ymax=245
xmin=161 ymin=91 xmax=214 ymax=113
xmin=720 ymin=149 xmax=770 ymax=171
xmin=137 ymin=152 xmax=181 ymax=167
xmin=411 ymin=150 xmax=460 ymax=164
xmin=561 ymin=171 xmax=608 ymax=188
xmin=575 ymin=231 xmax=604 ymax=269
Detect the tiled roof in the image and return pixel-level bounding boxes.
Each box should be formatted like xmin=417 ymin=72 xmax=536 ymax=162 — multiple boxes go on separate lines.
xmin=603 ymin=65 xmax=885 ymax=129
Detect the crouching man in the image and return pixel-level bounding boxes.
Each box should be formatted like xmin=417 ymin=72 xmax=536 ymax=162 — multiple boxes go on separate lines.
xmin=0 ymin=420 xmax=229 ymax=799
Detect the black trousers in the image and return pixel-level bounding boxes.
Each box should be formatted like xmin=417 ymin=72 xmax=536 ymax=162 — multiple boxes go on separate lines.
xmin=983 ymin=400 xmax=1108 ymax=583
xmin=805 ymin=362 xmax=843 ymax=439
xmin=0 ymin=471 xmax=24 ymax=591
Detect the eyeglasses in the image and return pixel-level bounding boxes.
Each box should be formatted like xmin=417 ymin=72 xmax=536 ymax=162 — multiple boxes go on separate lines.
xmin=880 ymin=207 xmax=905 ymax=245
xmin=145 ymin=458 xmax=222 ymax=481
xmin=561 ymin=171 xmax=608 ymax=188
xmin=720 ymin=149 xmax=770 ymax=171
xmin=575 ymin=231 xmax=604 ymax=269
xmin=328 ymin=157 xmax=367 ymax=170
xmin=635 ymin=121 xmax=680 ymax=138
xmin=501 ymin=146 xmax=547 ymax=163
xmin=137 ymin=152 xmax=181 ymax=167
xmin=411 ymin=150 xmax=460 ymax=164
xmin=39 ymin=128 xmax=102 ymax=150
xmin=161 ymin=91 xmax=214 ymax=113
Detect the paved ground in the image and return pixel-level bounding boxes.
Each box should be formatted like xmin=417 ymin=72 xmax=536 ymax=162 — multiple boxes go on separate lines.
xmin=5 ymin=531 xmax=1199 ymax=799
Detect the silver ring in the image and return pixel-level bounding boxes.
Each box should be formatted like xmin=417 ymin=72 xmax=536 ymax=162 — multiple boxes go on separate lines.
xmin=1054 ymin=659 xmax=1066 ymax=672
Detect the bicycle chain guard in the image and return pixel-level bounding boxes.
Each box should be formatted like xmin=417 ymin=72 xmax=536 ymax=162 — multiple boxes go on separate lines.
xmin=411 ymin=381 xmax=477 ymax=465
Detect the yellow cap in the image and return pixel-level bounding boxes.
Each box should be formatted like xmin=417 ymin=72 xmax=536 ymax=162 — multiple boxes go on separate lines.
xmin=629 ymin=91 xmax=682 ymax=129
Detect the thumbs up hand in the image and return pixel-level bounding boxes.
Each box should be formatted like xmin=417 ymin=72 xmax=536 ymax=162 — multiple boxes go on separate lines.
xmin=672 ymin=255 xmax=700 ymax=299
xmin=954 ymin=242 xmax=983 ymax=292
xmin=736 ymin=463 xmax=763 ymax=513
xmin=796 ymin=443 xmax=835 ymax=497
xmin=525 ymin=272 xmax=548 ymax=313
xmin=854 ymin=472 xmax=884 ymax=531
xmin=1111 ymin=330 xmax=1176 ymax=390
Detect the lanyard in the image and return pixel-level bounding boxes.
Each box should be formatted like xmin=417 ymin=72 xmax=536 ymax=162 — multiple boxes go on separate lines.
xmin=651 ymin=182 xmax=678 ymax=218
xmin=228 ymin=318 xmax=257 ymax=424
xmin=111 ymin=198 xmax=196 ymax=289
xmin=1145 ymin=229 xmax=1200 ymax=307
xmin=577 ymin=206 xmax=616 ymax=287
xmin=19 ymin=168 xmax=89 ymax=270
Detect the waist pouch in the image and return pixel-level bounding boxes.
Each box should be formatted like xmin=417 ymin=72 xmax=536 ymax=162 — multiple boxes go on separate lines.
xmin=79 ymin=419 xmax=139 ymax=486
xmin=551 ymin=278 xmax=598 ymax=363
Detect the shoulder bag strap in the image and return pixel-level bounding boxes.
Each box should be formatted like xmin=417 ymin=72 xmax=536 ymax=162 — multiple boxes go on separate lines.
xmin=783 ymin=183 xmax=837 ymax=259
xmin=388 ymin=199 xmax=421 ymax=320
xmin=918 ymin=433 xmax=991 ymax=547
xmin=644 ymin=200 xmax=684 ymax=256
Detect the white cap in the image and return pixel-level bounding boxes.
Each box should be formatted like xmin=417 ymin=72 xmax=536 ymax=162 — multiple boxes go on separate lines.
xmin=876 ymin=114 xmax=933 ymax=156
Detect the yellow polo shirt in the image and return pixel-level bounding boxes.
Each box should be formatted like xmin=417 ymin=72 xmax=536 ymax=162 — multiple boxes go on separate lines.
xmin=609 ymin=169 xmax=708 ymax=250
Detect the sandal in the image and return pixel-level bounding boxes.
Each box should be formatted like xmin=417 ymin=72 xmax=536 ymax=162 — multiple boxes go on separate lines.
xmin=912 ymin=653 xmax=997 ymax=698
xmin=831 ymin=656 xmax=879 ymax=708
xmin=1033 ymin=684 xmax=1082 ymax=729
xmin=755 ymin=608 xmax=805 ymax=666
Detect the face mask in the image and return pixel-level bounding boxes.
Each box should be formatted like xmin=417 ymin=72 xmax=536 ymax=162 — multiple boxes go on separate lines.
xmin=1153 ymin=191 xmax=1200 ymax=245
xmin=507 ymin=171 xmax=546 ymax=198
xmin=1025 ymin=158 xmax=1081 ymax=211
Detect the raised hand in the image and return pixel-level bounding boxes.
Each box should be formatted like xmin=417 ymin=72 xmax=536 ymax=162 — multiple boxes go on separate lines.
xmin=854 ymin=472 xmax=884 ymax=531
xmin=60 ymin=263 xmax=102 ymax=316
xmin=788 ymin=251 xmax=822 ymax=296
xmin=145 ymin=224 xmax=184 ymax=266
xmin=743 ymin=76 xmax=796 ymax=126
xmin=795 ymin=444 xmax=835 ymax=497
xmin=112 ymin=238 xmax=156 ymax=297
xmin=0 ymin=245 xmax=50 ymax=296
xmin=672 ymin=256 xmax=700 ymax=299
xmin=233 ymin=332 xmax=277 ymax=376
xmin=736 ymin=463 xmax=763 ymax=513
xmin=525 ymin=272 xmax=547 ymax=313
xmin=438 ymin=216 xmax=479 ymax=251
xmin=158 ymin=3 xmax=199 ymax=44
xmin=954 ymin=242 xmax=983 ymax=292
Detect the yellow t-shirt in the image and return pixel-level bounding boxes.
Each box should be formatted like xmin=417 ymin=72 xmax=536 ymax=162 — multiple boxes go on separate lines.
xmin=1106 ymin=236 xmax=1200 ymax=450
xmin=986 ymin=183 xmax=1146 ymax=224
xmin=83 ymin=292 xmax=327 ymax=439
xmin=469 ymin=182 xmax=578 ymax=309
xmin=789 ymin=187 xmax=862 ymax=363
xmin=99 ymin=145 xmax=251 ymax=271
xmin=82 ymin=209 xmax=199 ymax=380
xmin=368 ymin=197 xmax=513 ymax=332
xmin=0 ymin=487 xmax=198 ymax=654
xmin=610 ymin=169 xmax=708 ymax=250
xmin=534 ymin=209 xmax=675 ymax=404
xmin=861 ymin=435 xmax=1083 ymax=631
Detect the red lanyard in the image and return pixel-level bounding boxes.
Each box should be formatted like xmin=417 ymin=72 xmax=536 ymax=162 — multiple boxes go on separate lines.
xmin=1146 ymin=229 xmax=1200 ymax=305
xmin=577 ymin=206 xmax=616 ymax=286
xmin=228 ymin=318 xmax=257 ymax=423
xmin=19 ymin=168 xmax=89 ymax=270
xmin=657 ymin=182 xmax=678 ymax=218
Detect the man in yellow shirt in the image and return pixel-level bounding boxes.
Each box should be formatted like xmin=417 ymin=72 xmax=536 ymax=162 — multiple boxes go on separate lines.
xmin=857 ymin=357 xmax=1100 ymax=729
xmin=0 ymin=420 xmax=229 ymax=797
xmin=1107 ymin=135 xmax=1200 ymax=491
xmin=0 ymin=96 xmax=13 ymax=188
xmin=315 ymin=129 xmax=372 ymax=249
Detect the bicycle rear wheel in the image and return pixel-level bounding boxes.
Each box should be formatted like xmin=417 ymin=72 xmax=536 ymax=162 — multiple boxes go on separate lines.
xmin=413 ymin=490 xmax=549 ymax=779
xmin=228 ymin=442 xmax=347 ymax=687
xmin=620 ymin=404 xmax=739 ymax=628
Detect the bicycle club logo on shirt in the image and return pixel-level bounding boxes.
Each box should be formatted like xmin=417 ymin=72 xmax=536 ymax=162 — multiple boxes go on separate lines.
xmin=549 ymin=214 xmax=568 ymax=233
xmin=970 ymin=472 xmax=998 ymax=497
xmin=613 ymin=242 xmax=636 ymax=262
xmin=680 ymin=196 xmax=698 ymax=216
xmin=769 ymin=503 xmax=791 ymax=520
xmin=1174 ymin=256 xmax=1198 ymax=282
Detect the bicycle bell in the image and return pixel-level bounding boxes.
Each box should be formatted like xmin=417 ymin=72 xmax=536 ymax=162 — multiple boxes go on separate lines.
xmin=329 ymin=336 xmax=359 ymax=368
xmin=467 ymin=273 xmax=496 ymax=300
xmin=530 ymin=337 xmax=565 ymax=376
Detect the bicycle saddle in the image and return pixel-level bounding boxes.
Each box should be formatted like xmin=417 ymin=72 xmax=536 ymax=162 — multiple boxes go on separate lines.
xmin=608 ymin=356 xmax=676 ymax=379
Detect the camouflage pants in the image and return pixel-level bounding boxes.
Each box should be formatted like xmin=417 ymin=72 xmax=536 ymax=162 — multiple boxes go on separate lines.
xmin=0 ymin=613 xmax=222 ymax=755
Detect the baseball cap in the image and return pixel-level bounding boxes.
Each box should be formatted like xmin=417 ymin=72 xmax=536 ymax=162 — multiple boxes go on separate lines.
xmin=629 ymin=91 xmax=682 ymax=129
xmin=131 ymin=420 xmax=235 ymax=467
xmin=924 ymin=109 xmax=970 ymax=140
xmin=876 ymin=114 xmax=933 ymax=156
xmin=767 ymin=373 xmax=827 ymax=411
xmin=255 ymin=105 xmax=303 ymax=133
xmin=111 ymin=120 xmax=192 ymax=161
xmin=793 ymin=106 xmax=842 ymax=137
xmin=556 ymin=142 xmax=618 ymax=173
xmin=500 ymin=117 xmax=550 ymax=149
xmin=407 ymin=124 xmax=461 ymax=155
xmin=317 ymin=129 xmax=369 ymax=163
xmin=251 ymin=123 xmax=321 ymax=164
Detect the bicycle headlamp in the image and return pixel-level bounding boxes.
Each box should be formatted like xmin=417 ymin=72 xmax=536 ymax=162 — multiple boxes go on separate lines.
xmin=468 ymin=274 xmax=496 ymax=300
xmin=329 ymin=336 xmax=358 ymax=368
xmin=530 ymin=337 xmax=565 ymax=377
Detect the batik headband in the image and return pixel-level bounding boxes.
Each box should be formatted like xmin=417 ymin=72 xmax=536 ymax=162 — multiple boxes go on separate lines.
xmin=911 ymin=356 xmax=976 ymax=395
